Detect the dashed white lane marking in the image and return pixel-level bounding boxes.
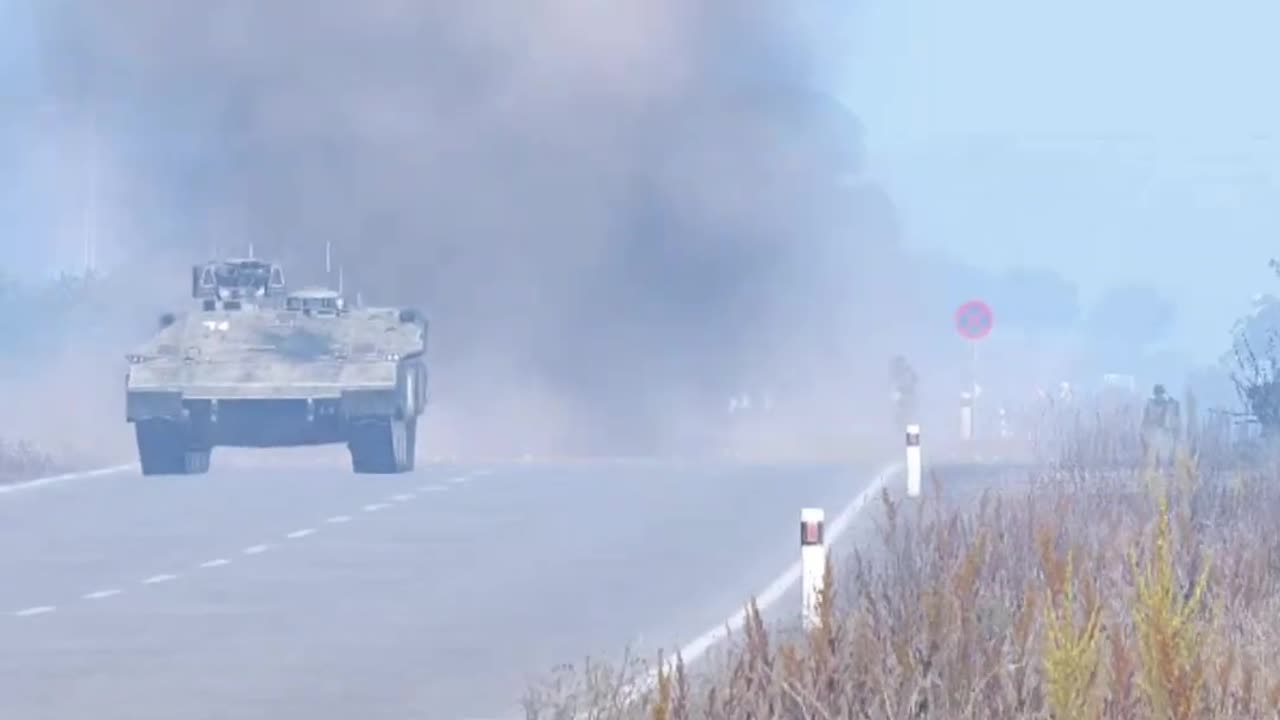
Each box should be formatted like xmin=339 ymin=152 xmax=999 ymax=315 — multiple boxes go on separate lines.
xmin=14 ymin=606 xmax=55 ymax=617
xmin=5 ymin=470 xmax=488 ymax=619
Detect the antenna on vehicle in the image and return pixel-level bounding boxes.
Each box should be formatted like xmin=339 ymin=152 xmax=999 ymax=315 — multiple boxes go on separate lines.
xmin=338 ymin=265 xmax=344 ymax=295
xmin=248 ymin=242 xmax=255 ymax=259
xmin=325 ymin=241 xmax=332 ymax=274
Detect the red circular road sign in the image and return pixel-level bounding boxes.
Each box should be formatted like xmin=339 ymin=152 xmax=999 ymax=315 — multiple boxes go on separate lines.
xmin=955 ymin=300 xmax=994 ymax=340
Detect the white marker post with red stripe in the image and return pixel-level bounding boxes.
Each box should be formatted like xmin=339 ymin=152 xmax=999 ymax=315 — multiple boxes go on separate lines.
xmin=906 ymin=424 xmax=922 ymax=498
xmin=801 ymin=508 xmax=825 ymax=631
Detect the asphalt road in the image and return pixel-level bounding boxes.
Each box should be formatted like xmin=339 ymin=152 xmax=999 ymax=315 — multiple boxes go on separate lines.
xmin=0 ymin=454 xmax=892 ymax=720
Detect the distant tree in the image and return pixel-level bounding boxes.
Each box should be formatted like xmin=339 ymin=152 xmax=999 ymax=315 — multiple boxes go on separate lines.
xmin=1083 ymin=285 xmax=1176 ymax=351
xmin=1227 ymin=263 xmax=1280 ymax=433
xmin=910 ymin=258 xmax=1079 ymax=334
xmin=895 ymin=254 xmax=970 ymax=341
xmin=1229 ymin=335 xmax=1280 ymax=434
xmin=0 ymin=267 xmax=116 ymax=360
xmin=987 ymin=267 xmax=1080 ymax=332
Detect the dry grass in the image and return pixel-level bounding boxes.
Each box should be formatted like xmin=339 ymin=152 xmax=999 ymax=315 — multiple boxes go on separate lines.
xmin=523 ymin=422 xmax=1280 ymax=719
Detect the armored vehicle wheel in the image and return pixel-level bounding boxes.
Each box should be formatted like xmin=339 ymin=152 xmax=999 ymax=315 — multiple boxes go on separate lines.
xmin=348 ymin=418 xmax=414 ymax=474
xmin=135 ymin=420 xmax=212 ymax=476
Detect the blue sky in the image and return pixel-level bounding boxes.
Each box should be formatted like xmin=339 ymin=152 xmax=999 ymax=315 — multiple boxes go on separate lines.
xmin=0 ymin=1 xmax=34 ymax=89
xmin=836 ymin=0 xmax=1280 ymax=362
xmin=0 ymin=0 xmax=42 ymax=116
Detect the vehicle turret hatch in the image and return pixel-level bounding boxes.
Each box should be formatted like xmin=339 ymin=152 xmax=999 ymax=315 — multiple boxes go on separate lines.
xmin=285 ymin=287 xmax=346 ymax=317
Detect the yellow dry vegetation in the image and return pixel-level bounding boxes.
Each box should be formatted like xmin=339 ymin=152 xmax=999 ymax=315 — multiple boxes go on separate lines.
xmin=525 ymin=440 xmax=1280 ymax=719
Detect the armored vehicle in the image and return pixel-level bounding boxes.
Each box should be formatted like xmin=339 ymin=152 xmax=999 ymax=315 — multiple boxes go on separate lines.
xmin=125 ymin=259 xmax=428 ymax=475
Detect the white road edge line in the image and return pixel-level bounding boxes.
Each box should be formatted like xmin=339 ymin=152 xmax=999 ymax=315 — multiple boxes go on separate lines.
xmin=325 ymin=515 xmax=352 ymax=524
xmin=14 ymin=606 xmax=56 ymax=617
xmin=607 ymin=461 xmax=902 ymax=709
xmin=243 ymin=545 xmax=269 ymax=555
xmin=0 ymin=463 xmax=136 ymax=496
xmin=417 ymin=484 xmax=447 ymax=493
xmin=142 ymin=574 xmax=178 ymax=585
xmin=363 ymin=503 xmax=389 ymax=512
xmin=200 ymin=558 xmax=231 ymax=568
xmin=390 ymin=493 xmax=414 ymax=503
xmin=83 ymin=589 xmax=122 ymax=600
xmin=447 ymin=476 xmax=470 ymax=484
xmin=286 ymin=528 xmax=316 ymax=539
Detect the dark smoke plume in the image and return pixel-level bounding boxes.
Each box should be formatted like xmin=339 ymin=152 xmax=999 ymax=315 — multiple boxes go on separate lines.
xmin=34 ymin=1 xmax=908 ymax=457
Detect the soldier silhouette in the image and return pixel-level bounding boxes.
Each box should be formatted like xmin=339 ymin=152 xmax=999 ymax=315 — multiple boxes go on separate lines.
xmin=890 ymin=355 xmax=918 ymax=429
xmin=1141 ymin=384 xmax=1181 ymax=470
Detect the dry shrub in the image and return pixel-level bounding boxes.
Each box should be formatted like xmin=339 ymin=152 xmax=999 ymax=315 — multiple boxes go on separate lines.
xmin=1026 ymin=395 xmax=1148 ymax=476
xmin=526 ymin=440 xmax=1280 ymax=719
xmin=0 ymin=438 xmax=61 ymax=485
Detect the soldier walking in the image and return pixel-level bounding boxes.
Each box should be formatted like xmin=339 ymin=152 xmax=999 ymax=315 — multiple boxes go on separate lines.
xmin=890 ymin=355 xmax=918 ymax=430
xmin=1141 ymin=384 xmax=1181 ymax=470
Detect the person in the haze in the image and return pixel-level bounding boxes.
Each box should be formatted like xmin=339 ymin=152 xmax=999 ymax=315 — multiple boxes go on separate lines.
xmin=1141 ymin=384 xmax=1182 ymax=469
xmin=890 ymin=355 xmax=918 ymax=429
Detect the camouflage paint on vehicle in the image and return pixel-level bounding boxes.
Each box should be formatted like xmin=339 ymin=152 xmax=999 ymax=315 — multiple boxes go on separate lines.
xmin=125 ymin=259 xmax=428 ymax=475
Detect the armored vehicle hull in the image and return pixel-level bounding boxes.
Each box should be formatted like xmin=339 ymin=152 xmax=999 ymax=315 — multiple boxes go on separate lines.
xmin=125 ymin=273 xmax=428 ymax=475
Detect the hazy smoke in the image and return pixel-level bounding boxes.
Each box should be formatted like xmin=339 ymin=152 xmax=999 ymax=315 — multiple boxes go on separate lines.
xmin=33 ymin=1 xmax=909 ymax=458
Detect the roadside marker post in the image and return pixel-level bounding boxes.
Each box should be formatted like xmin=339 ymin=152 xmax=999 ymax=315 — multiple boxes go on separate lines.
xmin=906 ymin=424 xmax=922 ymax=498
xmin=800 ymin=508 xmax=826 ymax=631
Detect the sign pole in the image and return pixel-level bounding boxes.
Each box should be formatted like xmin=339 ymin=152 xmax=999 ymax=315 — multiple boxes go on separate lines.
xmin=971 ymin=339 xmax=979 ymax=441
xmin=954 ymin=299 xmax=993 ymax=447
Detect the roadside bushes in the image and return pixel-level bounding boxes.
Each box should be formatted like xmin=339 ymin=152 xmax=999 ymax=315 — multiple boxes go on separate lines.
xmin=524 ymin=451 xmax=1280 ymax=719
xmin=0 ymin=438 xmax=59 ymax=485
